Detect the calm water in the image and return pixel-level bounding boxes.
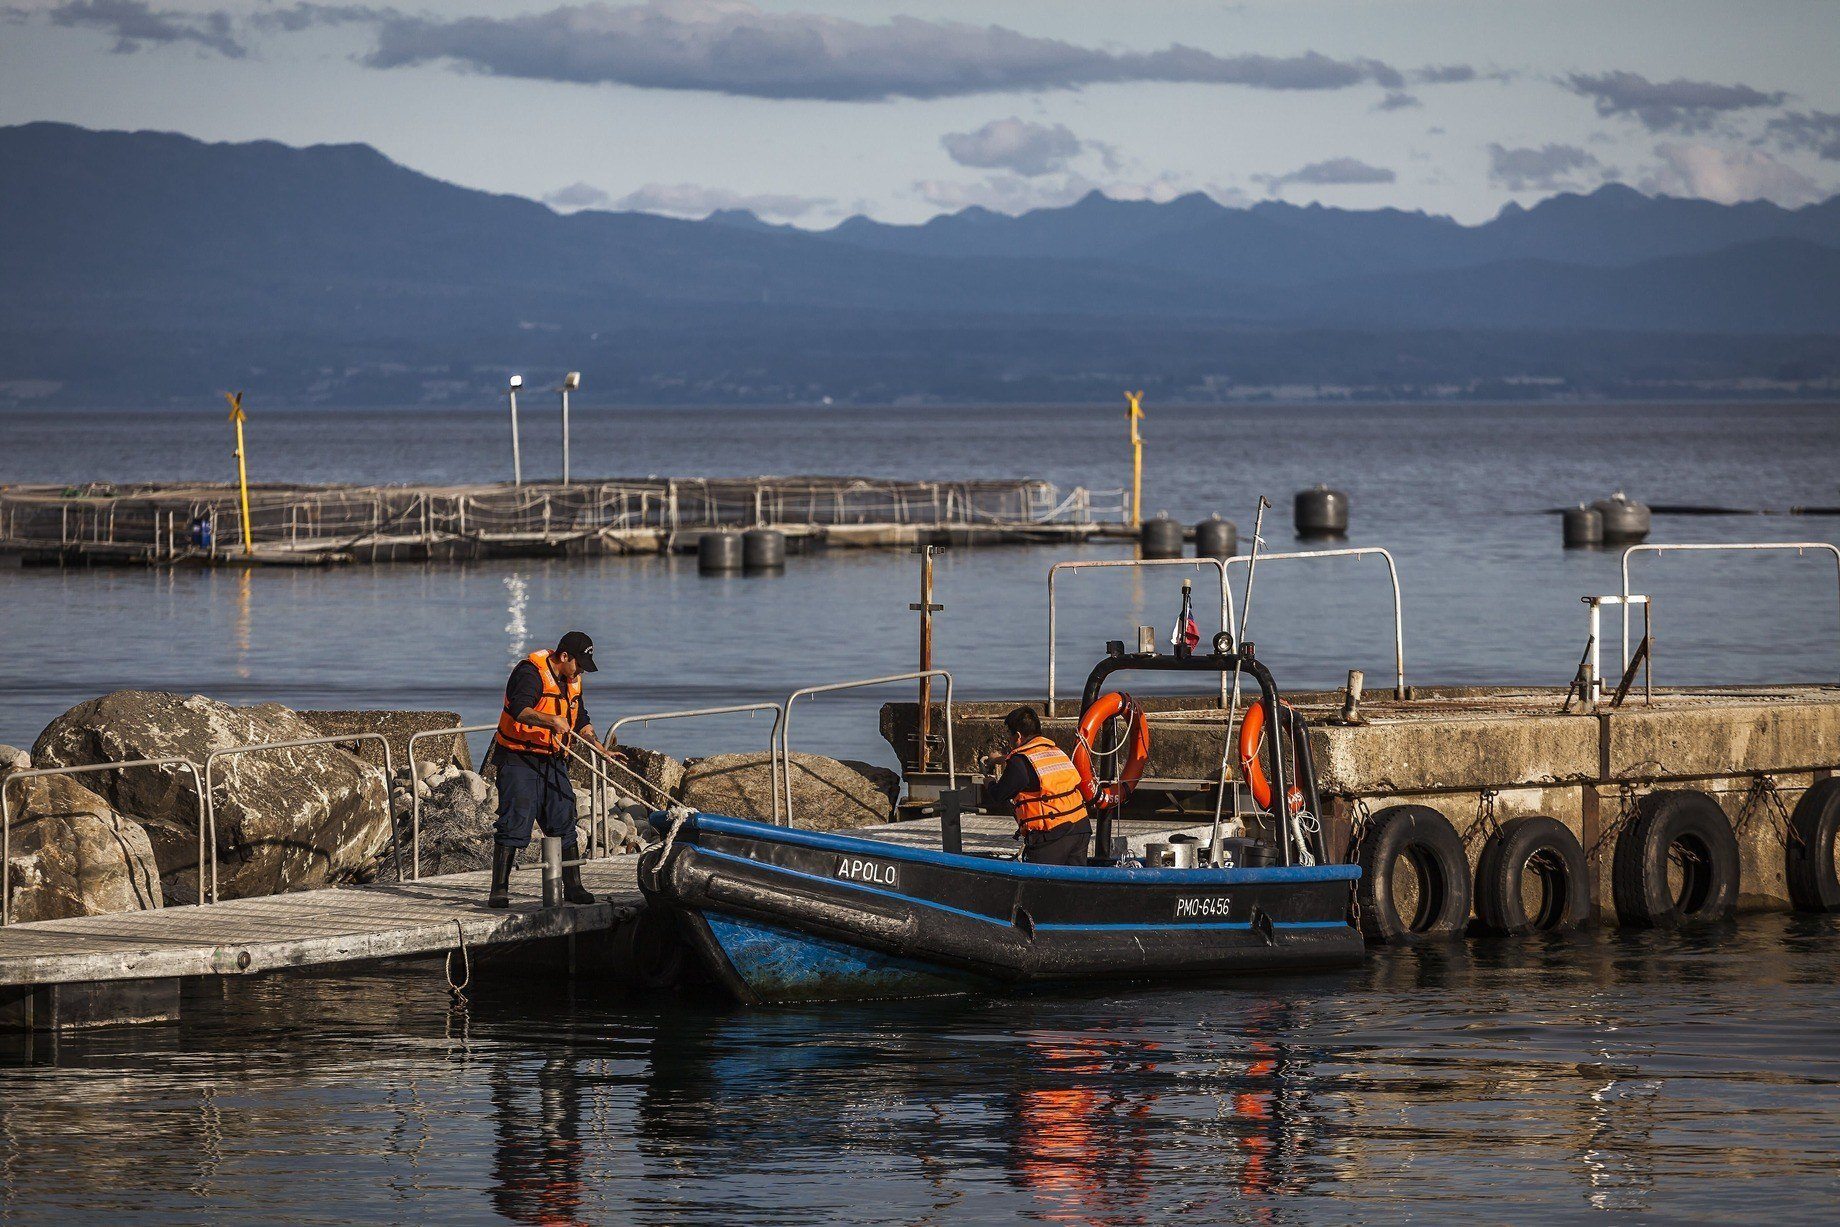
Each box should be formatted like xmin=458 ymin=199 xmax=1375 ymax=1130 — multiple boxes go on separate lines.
xmin=3 ymin=401 xmax=1840 ymax=1221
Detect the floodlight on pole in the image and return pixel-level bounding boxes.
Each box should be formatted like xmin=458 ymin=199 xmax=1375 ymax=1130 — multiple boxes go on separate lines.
xmin=559 ymin=371 xmax=581 ymax=485
xmin=508 ymin=374 xmax=524 ymax=487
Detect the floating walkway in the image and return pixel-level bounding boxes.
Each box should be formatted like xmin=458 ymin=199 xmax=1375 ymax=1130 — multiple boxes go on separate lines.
xmin=0 ymin=476 xmax=1129 ymax=566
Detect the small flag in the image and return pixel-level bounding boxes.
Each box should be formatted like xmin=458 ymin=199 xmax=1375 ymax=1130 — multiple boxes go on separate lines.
xmin=1171 ymin=581 xmax=1200 ymax=657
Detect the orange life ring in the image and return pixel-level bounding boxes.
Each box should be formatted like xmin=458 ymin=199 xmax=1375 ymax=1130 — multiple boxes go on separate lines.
xmin=1072 ymin=691 xmax=1151 ymax=811
xmin=1239 ymin=699 xmax=1305 ymax=815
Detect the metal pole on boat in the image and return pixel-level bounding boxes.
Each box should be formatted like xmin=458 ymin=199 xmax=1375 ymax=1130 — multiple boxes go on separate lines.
xmin=911 ymin=545 xmax=944 ymax=773
xmin=1211 ymin=496 xmax=1270 ymax=865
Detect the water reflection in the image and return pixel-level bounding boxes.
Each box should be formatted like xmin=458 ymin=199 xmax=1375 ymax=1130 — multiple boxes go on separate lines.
xmin=491 ymin=1057 xmax=587 ymax=1227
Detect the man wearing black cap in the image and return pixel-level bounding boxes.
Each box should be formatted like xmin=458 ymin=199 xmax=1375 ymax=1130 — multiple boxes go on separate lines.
xmin=487 ymin=631 xmax=617 ymax=908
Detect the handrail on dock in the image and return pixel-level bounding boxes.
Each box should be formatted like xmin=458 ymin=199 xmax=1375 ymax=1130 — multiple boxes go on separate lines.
xmin=405 ymin=724 xmax=497 ymax=880
xmin=608 ymin=703 xmax=787 ymax=826
xmin=1620 ymin=541 xmax=1840 ymax=679
xmin=1047 ymin=558 xmax=1237 ymax=714
xmin=0 ymin=758 xmax=210 ymax=926
xmin=780 ymin=672 xmax=956 ymax=826
xmin=202 ymin=733 xmax=396 ymax=896
xmin=1223 ymin=546 xmax=1409 ymax=700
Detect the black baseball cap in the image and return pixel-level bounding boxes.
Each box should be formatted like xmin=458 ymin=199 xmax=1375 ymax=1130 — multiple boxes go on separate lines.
xmin=557 ymin=631 xmax=599 ymax=671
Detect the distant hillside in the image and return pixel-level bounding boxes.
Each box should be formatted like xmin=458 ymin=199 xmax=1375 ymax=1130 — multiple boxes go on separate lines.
xmin=2 ymin=121 xmax=1838 ymax=408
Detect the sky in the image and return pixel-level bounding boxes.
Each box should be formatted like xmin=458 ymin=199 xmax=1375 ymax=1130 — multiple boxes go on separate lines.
xmin=2 ymin=0 xmax=1838 ymax=227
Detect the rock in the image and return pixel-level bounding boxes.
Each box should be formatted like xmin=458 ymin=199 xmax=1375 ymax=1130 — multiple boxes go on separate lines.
xmin=838 ymin=759 xmax=901 ymax=810
xmin=678 ymin=750 xmax=894 ymax=831
xmin=461 ymin=771 xmax=489 ymax=804
xmin=32 ymin=691 xmax=392 ymax=904
xmin=296 ymin=710 xmax=472 ymax=775
xmin=0 ymin=744 xmax=29 ymax=776
xmin=610 ymin=744 xmax=685 ymax=809
xmin=414 ymin=758 xmax=440 ymax=783
xmin=1 ymin=773 xmax=163 ymax=922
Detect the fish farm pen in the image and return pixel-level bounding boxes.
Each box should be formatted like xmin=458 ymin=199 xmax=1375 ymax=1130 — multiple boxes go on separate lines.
xmin=0 ymin=477 xmax=1129 ymax=565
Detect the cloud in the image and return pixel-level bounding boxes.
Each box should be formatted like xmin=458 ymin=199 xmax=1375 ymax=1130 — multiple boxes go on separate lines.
xmin=1563 ymin=70 xmax=1787 ymax=133
xmin=542 ymin=182 xmax=616 ymax=210
xmin=350 ymin=0 xmax=1404 ymax=100
xmin=1373 ymin=91 xmax=1420 ymax=112
xmin=41 ymin=0 xmax=245 ymax=57
xmin=1256 ymin=156 xmax=1396 ymax=192
xmin=1766 ymin=110 xmax=1840 ymax=161
xmin=1487 ymin=143 xmax=1604 ymax=191
xmin=1639 ymin=142 xmax=1821 ymax=206
xmin=941 ymin=118 xmax=1083 ymax=176
xmin=1415 ymin=64 xmax=1476 ymax=85
xmin=609 ymin=182 xmax=832 ymax=219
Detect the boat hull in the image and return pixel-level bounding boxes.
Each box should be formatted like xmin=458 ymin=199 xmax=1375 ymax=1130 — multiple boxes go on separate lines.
xmin=642 ymin=813 xmax=1365 ymax=1004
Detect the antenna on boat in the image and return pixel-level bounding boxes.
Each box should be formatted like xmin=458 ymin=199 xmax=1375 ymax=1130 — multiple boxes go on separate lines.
xmin=1210 ymin=495 xmax=1270 ymax=865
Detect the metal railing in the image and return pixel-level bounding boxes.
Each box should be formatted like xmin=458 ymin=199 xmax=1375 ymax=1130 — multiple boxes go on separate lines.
xmin=1 ymin=758 xmax=210 ymax=925
xmin=1047 ymin=558 xmax=1236 ymax=713
xmin=405 ymin=724 xmax=496 ymax=880
xmin=1224 ymin=546 xmax=1408 ymax=700
xmin=202 ymin=733 xmax=396 ymax=895
xmin=1621 ymin=541 xmax=1840 ymax=677
xmin=1583 ymin=594 xmax=1651 ymax=706
xmin=780 ymin=672 xmax=956 ymax=826
xmin=608 ymin=703 xmax=787 ymax=826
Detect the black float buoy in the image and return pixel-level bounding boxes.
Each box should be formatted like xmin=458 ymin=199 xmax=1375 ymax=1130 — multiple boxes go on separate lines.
xmin=1295 ymin=485 xmax=1349 ymax=538
xmin=1194 ymin=515 xmax=1237 ymax=559
xmin=1139 ymin=513 xmax=1183 ymax=560
xmin=697 ymin=530 xmax=743 ymax=573
xmin=1562 ymin=504 xmax=1605 ymax=547
xmin=1594 ymin=492 xmax=1651 ymax=543
xmin=742 ymin=527 xmax=786 ymax=572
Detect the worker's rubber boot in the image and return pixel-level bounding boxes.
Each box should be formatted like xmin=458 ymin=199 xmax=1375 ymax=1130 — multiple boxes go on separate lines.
xmin=561 ymin=846 xmax=596 ymax=905
xmin=487 ymin=843 xmax=516 ymax=909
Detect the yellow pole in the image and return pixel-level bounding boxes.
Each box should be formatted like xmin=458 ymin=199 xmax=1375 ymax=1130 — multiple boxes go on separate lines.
xmin=1126 ymin=390 xmax=1145 ymax=528
xmin=225 ymin=391 xmax=253 ymax=554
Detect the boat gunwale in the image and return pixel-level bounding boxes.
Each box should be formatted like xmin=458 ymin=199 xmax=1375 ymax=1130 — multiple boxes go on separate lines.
xmin=656 ymin=811 xmax=1363 ymax=885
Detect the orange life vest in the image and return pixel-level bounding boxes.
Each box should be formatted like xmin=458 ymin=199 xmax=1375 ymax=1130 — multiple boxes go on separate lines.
xmin=494 ymin=650 xmax=582 ymax=757
xmin=1011 ymin=736 xmax=1089 ymax=833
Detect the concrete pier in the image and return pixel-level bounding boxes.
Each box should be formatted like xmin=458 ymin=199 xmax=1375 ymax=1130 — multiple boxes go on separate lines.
xmin=885 ymin=683 xmax=1840 ymax=921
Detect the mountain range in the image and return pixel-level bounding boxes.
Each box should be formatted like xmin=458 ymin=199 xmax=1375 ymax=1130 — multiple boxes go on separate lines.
xmin=2 ymin=121 xmax=1838 ymax=407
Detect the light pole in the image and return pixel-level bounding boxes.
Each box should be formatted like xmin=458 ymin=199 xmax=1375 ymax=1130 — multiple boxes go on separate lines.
xmin=507 ymin=374 xmax=524 ymax=486
xmin=558 ymin=371 xmax=580 ymax=485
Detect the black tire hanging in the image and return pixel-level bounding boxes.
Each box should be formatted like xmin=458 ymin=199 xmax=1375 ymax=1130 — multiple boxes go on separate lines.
xmin=1474 ymin=816 xmax=1592 ymax=935
xmin=1785 ymin=777 xmax=1840 ymax=913
xmin=1611 ymin=790 xmax=1740 ymax=927
xmin=1355 ymin=805 xmax=1473 ymax=944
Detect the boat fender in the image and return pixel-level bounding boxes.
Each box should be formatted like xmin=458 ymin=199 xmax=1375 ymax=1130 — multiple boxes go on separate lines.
xmin=1238 ymin=700 xmax=1305 ymax=815
xmin=1072 ymin=691 xmax=1151 ymax=810
xmin=1611 ymin=790 xmax=1740 ymax=927
xmin=623 ymin=906 xmax=688 ymax=989
xmin=1786 ymin=779 xmax=1840 ymax=912
xmin=1474 ymin=816 xmax=1591 ymax=935
xmin=1354 ymin=805 xmax=1472 ymax=945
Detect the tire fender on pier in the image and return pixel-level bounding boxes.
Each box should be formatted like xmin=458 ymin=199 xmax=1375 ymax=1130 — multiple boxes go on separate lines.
xmin=1474 ymin=816 xmax=1591 ymax=935
xmin=1354 ymin=805 xmax=1472 ymax=945
xmin=1611 ymin=790 xmax=1740 ymax=927
xmin=1785 ymin=778 xmax=1840 ymax=913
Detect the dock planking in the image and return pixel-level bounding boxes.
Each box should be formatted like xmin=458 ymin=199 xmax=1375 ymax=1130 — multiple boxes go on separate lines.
xmin=0 ymin=857 xmax=643 ymax=988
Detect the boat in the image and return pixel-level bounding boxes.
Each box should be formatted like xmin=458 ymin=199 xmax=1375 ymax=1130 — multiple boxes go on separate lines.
xmin=638 ymin=643 xmax=1365 ymax=1004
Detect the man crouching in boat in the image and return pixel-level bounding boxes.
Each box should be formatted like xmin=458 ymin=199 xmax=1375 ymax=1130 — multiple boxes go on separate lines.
xmin=985 ymin=707 xmax=1093 ymax=866
xmin=487 ymin=631 xmax=619 ymax=908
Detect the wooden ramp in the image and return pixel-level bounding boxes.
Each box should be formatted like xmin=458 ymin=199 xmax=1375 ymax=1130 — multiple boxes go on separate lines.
xmin=0 ymin=858 xmax=642 ymax=988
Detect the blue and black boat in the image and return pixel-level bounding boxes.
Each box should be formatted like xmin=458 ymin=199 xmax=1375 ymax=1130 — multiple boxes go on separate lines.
xmin=638 ymin=645 xmax=1365 ymax=1004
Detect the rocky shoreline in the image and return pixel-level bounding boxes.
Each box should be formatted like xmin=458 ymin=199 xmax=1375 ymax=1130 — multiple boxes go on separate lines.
xmin=0 ymin=691 xmax=903 ymax=924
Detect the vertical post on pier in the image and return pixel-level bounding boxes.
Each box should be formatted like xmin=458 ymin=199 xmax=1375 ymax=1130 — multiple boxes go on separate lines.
xmin=507 ymin=375 xmax=524 ymax=487
xmin=1125 ymin=390 xmax=1145 ymax=528
xmin=224 ymin=392 xmax=253 ymax=555
xmin=559 ymin=371 xmax=580 ymax=486
xmin=911 ymin=545 xmax=944 ymax=772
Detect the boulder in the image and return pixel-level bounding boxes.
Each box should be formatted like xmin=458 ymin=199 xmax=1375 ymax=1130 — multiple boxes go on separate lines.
xmin=0 ymin=744 xmax=29 ymax=776
xmin=1 ymin=773 xmax=162 ymax=922
xmin=605 ymin=744 xmax=684 ymax=811
xmin=679 ymin=750 xmax=895 ymax=831
xmin=838 ymin=759 xmax=901 ymax=810
xmin=296 ymin=710 xmax=471 ymax=775
xmin=33 ymin=691 xmax=392 ymax=904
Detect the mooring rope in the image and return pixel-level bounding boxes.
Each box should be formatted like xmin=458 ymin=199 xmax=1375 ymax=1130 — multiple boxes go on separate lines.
xmin=444 ymin=918 xmax=471 ymax=1009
